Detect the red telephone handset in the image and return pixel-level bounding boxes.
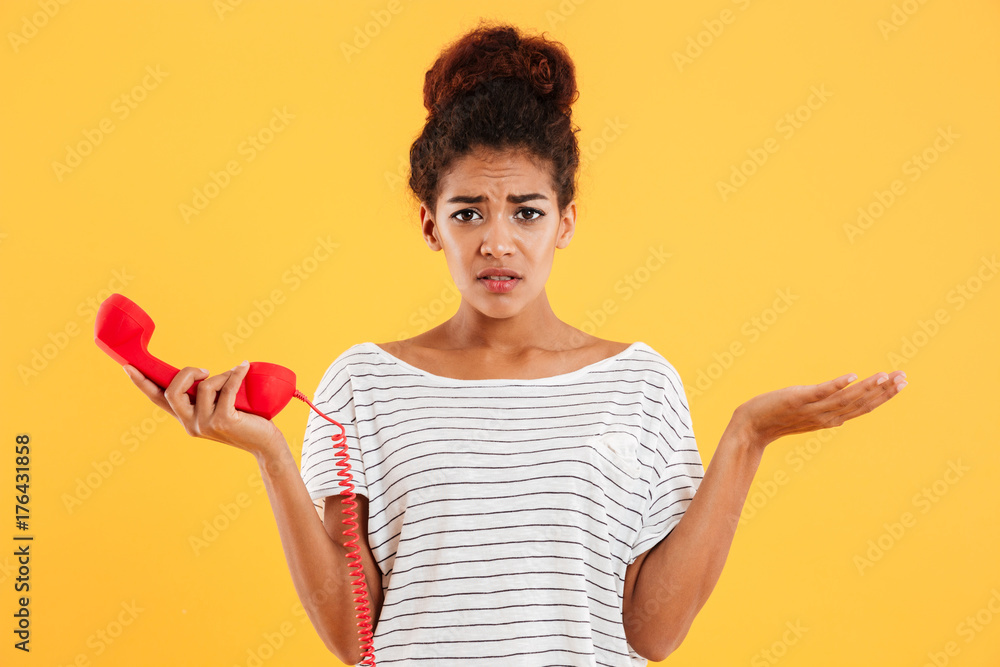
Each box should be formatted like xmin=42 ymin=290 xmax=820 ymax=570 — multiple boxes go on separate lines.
xmin=94 ymin=293 xmax=377 ymax=666
xmin=94 ymin=293 xmax=296 ymax=420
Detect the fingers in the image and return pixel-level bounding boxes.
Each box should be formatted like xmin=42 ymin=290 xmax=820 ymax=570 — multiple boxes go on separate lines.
xmin=192 ymin=361 xmax=250 ymax=435
xmin=123 ymin=364 xmax=175 ymax=416
xmin=124 ymin=363 xmax=261 ymax=447
xmin=844 ymin=370 xmax=907 ymax=416
xmin=807 ymin=373 xmax=858 ymax=403
xmin=195 ymin=361 xmax=248 ymax=422
xmin=820 ymin=370 xmax=907 ymax=426
xmin=218 ymin=361 xmax=250 ymax=419
xmin=164 ymin=367 xmax=211 ymax=426
xmin=193 ymin=372 xmax=219 ymax=425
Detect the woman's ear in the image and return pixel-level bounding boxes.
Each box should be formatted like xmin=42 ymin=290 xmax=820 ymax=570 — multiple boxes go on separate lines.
xmin=555 ymin=200 xmax=576 ymax=249
xmin=420 ymin=202 xmax=442 ymax=251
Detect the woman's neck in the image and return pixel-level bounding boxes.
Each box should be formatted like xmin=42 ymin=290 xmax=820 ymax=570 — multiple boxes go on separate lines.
xmin=440 ymin=292 xmax=580 ymax=354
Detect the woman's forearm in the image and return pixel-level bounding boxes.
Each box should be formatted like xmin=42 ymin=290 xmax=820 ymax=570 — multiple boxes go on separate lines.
xmin=254 ymin=434 xmax=370 ymax=664
xmin=625 ymin=409 xmax=765 ymax=659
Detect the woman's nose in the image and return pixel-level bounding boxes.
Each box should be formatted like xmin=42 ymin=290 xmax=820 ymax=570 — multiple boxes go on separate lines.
xmin=480 ymin=218 xmax=515 ymax=257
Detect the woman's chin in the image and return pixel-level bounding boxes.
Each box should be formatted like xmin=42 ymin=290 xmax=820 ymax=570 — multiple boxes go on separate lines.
xmin=465 ymin=299 xmax=526 ymax=321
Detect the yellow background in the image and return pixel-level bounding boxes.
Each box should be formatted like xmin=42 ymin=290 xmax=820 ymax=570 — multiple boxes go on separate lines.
xmin=2 ymin=0 xmax=998 ymax=665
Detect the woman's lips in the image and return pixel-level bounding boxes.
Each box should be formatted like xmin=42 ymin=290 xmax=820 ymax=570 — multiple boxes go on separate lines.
xmin=479 ymin=276 xmax=520 ymax=293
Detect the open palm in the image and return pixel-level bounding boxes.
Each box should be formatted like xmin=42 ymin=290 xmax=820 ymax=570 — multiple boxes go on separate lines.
xmin=737 ymin=370 xmax=908 ymax=449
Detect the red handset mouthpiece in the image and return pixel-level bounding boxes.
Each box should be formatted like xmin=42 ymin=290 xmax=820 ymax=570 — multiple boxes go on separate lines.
xmin=94 ymin=293 xmax=296 ymax=420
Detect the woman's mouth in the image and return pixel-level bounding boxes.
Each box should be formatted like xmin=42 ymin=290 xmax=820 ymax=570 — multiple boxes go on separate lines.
xmin=478 ymin=276 xmax=520 ymax=293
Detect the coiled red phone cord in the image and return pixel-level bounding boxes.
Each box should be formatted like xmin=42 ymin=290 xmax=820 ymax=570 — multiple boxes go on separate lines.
xmin=294 ymin=390 xmax=376 ymax=667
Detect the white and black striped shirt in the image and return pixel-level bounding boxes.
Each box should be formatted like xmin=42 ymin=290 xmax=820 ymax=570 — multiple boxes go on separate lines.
xmin=299 ymin=341 xmax=704 ymax=666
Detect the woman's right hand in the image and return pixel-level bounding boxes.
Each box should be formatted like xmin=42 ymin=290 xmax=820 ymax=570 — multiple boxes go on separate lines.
xmin=122 ymin=361 xmax=286 ymax=458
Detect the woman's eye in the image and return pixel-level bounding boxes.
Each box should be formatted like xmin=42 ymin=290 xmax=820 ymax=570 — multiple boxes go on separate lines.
xmin=450 ymin=207 xmax=544 ymax=222
xmin=452 ymin=209 xmax=480 ymax=222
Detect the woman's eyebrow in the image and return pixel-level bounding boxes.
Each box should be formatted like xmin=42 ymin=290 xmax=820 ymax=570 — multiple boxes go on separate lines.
xmin=446 ymin=193 xmax=549 ymax=204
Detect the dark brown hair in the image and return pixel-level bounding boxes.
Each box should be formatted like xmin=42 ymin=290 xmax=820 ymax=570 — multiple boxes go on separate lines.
xmin=408 ymin=20 xmax=581 ymax=215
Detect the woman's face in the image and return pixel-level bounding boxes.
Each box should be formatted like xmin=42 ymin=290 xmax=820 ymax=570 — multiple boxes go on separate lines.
xmin=420 ymin=147 xmax=576 ymax=321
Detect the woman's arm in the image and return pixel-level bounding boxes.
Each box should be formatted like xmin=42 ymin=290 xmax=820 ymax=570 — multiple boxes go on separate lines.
xmin=255 ymin=436 xmax=382 ymax=664
xmin=122 ymin=362 xmax=380 ymax=663
xmin=622 ymin=411 xmax=761 ymax=660
xmin=622 ymin=370 xmax=907 ymax=660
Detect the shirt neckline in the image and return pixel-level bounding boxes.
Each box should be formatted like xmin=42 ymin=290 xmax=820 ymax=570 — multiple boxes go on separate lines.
xmin=361 ymin=341 xmax=645 ymax=385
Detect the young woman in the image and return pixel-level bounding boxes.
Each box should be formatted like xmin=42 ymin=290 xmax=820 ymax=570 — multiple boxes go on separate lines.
xmin=123 ymin=20 xmax=906 ymax=666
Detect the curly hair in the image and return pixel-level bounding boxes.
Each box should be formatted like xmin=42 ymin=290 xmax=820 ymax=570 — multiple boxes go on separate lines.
xmin=408 ymin=20 xmax=581 ymax=215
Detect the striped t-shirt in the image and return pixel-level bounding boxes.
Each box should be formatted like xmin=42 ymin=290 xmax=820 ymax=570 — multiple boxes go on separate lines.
xmin=299 ymin=341 xmax=704 ymax=666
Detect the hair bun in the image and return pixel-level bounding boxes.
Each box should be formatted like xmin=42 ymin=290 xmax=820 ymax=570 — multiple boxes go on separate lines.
xmin=423 ymin=22 xmax=577 ymax=120
xmin=528 ymin=51 xmax=554 ymax=95
xmin=410 ymin=21 xmax=582 ymax=215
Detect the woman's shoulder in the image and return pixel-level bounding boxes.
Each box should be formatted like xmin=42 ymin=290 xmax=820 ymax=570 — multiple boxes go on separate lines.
xmin=600 ymin=338 xmax=633 ymax=357
xmin=320 ymin=341 xmax=382 ymax=375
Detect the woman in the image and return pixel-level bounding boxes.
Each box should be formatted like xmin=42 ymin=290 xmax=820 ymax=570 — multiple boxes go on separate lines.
xmin=123 ymin=20 xmax=906 ymax=666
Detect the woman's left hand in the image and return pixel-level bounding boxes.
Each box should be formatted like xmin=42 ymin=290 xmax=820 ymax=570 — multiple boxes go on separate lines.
xmin=735 ymin=370 xmax=908 ymax=451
